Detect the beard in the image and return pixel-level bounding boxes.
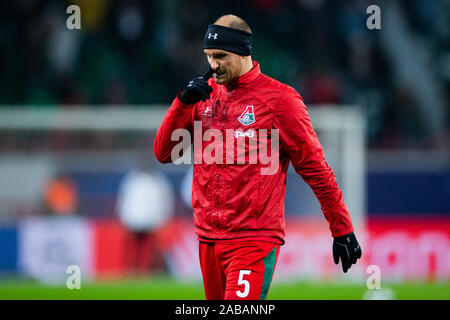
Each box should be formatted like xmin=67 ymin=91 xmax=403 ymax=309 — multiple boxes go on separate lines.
xmin=213 ymin=72 xmax=227 ymax=83
xmin=213 ymin=68 xmax=238 ymax=84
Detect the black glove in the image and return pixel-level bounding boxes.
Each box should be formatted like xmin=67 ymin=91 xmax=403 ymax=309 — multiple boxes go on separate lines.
xmin=333 ymin=232 xmax=362 ymax=273
xmin=178 ymin=69 xmax=214 ymax=105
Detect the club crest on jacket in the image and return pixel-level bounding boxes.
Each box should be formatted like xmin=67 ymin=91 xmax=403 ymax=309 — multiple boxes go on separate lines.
xmin=238 ymin=106 xmax=255 ymax=126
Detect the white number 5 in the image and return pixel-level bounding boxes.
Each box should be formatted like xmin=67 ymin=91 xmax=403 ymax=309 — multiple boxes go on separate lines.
xmin=236 ymin=270 xmax=251 ymax=298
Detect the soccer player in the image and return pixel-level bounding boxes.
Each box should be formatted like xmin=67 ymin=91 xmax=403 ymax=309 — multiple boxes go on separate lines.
xmin=154 ymin=14 xmax=362 ymax=300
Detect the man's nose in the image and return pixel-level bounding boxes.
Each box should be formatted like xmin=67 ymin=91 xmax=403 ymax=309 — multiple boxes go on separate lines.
xmin=209 ymin=60 xmax=219 ymax=71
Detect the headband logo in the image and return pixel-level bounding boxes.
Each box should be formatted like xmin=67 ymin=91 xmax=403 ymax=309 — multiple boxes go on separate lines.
xmin=208 ymin=33 xmax=218 ymax=40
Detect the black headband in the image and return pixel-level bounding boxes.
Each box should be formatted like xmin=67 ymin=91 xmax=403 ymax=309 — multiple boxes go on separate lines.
xmin=203 ymin=24 xmax=252 ymax=56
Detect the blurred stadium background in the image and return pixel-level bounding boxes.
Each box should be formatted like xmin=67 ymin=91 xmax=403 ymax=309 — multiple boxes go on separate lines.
xmin=0 ymin=0 xmax=449 ymax=300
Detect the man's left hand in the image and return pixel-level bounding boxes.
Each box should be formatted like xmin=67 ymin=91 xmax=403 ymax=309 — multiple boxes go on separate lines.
xmin=333 ymin=232 xmax=362 ymax=273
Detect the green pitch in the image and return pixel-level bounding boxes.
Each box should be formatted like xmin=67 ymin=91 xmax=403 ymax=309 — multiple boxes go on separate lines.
xmin=0 ymin=276 xmax=449 ymax=300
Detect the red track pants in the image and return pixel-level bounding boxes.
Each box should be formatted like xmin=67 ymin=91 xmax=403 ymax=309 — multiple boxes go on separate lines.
xmin=199 ymin=240 xmax=280 ymax=300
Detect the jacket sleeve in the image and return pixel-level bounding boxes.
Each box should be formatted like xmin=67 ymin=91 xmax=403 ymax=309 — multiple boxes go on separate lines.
xmin=273 ymin=86 xmax=354 ymax=237
xmin=154 ymin=94 xmax=195 ymax=163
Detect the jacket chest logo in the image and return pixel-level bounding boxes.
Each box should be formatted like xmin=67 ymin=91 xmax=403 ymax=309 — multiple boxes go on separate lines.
xmin=238 ymin=106 xmax=255 ymax=126
xmin=202 ymin=106 xmax=213 ymax=117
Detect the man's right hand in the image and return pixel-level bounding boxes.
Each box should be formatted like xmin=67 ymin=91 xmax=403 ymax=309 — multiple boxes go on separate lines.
xmin=178 ymin=69 xmax=214 ymax=105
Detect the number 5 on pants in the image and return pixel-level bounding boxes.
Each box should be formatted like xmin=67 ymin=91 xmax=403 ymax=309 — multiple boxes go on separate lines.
xmin=199 ymin=241 xmax=279 ymax=300
xmin=236 ymin=270 xmax=251 ymax=298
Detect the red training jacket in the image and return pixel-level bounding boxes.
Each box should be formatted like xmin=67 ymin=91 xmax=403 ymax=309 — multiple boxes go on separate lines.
xmin=154 ymin=61 xmax=354 ymax=244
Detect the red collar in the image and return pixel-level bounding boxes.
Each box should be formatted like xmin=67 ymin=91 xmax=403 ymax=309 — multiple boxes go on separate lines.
xmin=224 ymin=60 xmax=261 ymax=91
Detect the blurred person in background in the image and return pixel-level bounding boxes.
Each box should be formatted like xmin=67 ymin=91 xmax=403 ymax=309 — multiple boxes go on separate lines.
xmin=42 ymin=172 xmax=78 ymax=216
xmin=116 ymin=155 xmax=174 ymax=276
xmin=154 ymin=14 xmax=362 ymax=300
xmin=180 ymin=165 xmax=194 ymax=210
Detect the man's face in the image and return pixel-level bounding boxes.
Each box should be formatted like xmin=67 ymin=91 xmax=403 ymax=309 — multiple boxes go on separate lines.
xmin=204 ymin=49 xmax=245 ymax=85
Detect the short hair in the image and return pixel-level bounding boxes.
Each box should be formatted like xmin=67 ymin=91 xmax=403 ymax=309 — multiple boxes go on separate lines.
xmin=213 ymin=14 xmax=252 ymax=33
